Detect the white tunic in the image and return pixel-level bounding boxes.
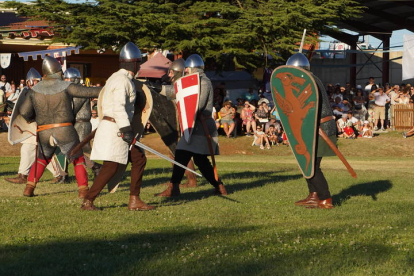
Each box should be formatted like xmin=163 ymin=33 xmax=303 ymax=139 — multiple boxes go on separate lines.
xmin=90 ymin=69 xmax=136 ymax=164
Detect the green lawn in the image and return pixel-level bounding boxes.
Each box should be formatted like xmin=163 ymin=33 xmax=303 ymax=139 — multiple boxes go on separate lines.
xmin=1 ymin=133 xmax=414 ymax=275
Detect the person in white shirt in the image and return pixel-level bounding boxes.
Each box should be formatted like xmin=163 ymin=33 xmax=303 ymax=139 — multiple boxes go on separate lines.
xmin=371 ymin=87 xmax=390 ymax=131
xmin=364 ymin=77 xmax=376 ymax=98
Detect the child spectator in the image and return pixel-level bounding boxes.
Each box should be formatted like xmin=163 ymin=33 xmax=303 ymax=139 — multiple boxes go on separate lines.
xmin=282 ymin=130 xmax=289 ymax=146
xmin=343 ymin=121 xmax=356 ymax=139
xmin=336 ymin=114 xmax=348 ymax=138
xmin=360 ymin=120 xmax=373 ymax=138
xmin=252 ymin=125 xmax=271 ymax=149
xmin=266 ymin=124 xmax=281 ymax=146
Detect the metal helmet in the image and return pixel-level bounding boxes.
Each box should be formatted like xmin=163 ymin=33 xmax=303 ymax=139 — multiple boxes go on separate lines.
xmin=286 ymin=53 xmax=310 ymax=71
xmin=119 ymin=42 xmax=142 ymax=62
xmin=26 ymin=68 xmax=42 ymax=86
xmin=64 ymin=67 xmax=81 ymax=84
xmin=185 ymin=54 xmax=204 ymax=70
xmin=169 ymin=58 xmax=185 ymax=82
xmin=42 ymin=56 xmax=62 ymax=76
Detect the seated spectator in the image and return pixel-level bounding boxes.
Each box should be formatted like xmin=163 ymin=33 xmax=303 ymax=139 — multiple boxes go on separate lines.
xmin=281 ymin=130 xmax=289 ymax=146
xmin=331 ymin=96 xmax=345 ymax=110
xmin=212 ymin=106 xmax=221 ymax=129
xmin=331 ymin=85 xmax=343 ymax=101
xmin=265 ymin=115 xmax=281 ymax=133
xmin=341 ymin=98 xmax=353 ymax=113
xmin=266 ymin=124 xmax=282 ymax=146
xmin=346 ymin=111 xmax=360 ymax=133
xmin=252 ymin=125 xmax=270 ymax=149
xmin=219 ymin=100 xmax=236 ymax=138
xmin=336 ymin=114 xmax=348 ymax=138
xmin=255 ymin=100 xmax=270 ymax=127
xmin=360 ymin=120 xmax=373 ymax=138
xmin=241 ymin=101 xmax=256 ymax=136
xmin=343 ymin=122 xmax=356 ymax=139
xmin=353 ymin=89 xmax=367 ymax=121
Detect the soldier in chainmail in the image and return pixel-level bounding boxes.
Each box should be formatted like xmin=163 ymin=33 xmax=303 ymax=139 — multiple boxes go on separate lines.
xmin=19 ymin=56 xmax=101 ymax=198
xmin=155 ymin=54 xmax=227 ymax=197
xmin=64 ymin=68 xmax=102 ymax=178
xmin=287 ymin=53 xmax=336 ymax=209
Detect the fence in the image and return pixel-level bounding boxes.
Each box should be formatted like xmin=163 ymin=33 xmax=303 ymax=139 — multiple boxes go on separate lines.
xmin=393 ymin=103 xmax=414 ymax=131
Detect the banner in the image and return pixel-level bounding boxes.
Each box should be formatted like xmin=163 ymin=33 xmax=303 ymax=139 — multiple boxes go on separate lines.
xmin=402 ymin=35 xmax=414 ymax=80
xmin=0 ymin=53 xmax=11 ymax=69
xmin=18 ymin=46 xmax=81 ymax=62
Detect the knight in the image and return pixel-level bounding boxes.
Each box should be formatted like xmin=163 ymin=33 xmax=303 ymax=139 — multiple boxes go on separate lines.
xmin=286 ymin=53 xmax=337 ymax=209
xmin=155 ymin=54 xmax=227 ymax=197
xmin=19 ymin=56 xmax=101 ymax=198
xmin=63 ymin=67 xmax=102 ymax=178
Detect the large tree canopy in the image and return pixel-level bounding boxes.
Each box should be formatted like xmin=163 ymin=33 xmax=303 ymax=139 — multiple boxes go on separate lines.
xmin=4 ymin=0 xmax=364 ymax=70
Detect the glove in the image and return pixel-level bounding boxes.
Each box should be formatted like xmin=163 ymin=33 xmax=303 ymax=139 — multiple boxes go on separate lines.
xmin=119 ymin=126 xmax=134 ymax=145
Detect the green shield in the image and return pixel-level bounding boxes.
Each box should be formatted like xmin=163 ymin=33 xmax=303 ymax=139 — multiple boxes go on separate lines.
xmin=270 ymin=65 xmax=319 ymax=179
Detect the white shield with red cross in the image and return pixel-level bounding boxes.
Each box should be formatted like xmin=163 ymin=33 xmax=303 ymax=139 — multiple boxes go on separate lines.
xmin=175 ymin=72 xmax=200 ymax=143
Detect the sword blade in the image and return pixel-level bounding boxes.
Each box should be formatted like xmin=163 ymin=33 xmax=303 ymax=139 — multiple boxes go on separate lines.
xmin=134 ymin=141 xmax=202 ymax=177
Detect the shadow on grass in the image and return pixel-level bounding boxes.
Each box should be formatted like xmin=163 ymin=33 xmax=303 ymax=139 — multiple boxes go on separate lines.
xmin=0 ymin=226 xmax=399 ymax=276
xmin=332 ymin=180 xmax=393 ymax=206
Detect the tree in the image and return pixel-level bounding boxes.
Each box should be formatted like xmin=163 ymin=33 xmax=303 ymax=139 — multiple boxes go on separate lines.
xmin=4 ymin=0 xmax=364 ymax=70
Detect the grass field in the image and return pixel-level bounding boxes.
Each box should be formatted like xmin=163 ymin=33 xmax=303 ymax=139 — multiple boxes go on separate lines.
xmin=1 ymin=132 xmax=414 ymax=275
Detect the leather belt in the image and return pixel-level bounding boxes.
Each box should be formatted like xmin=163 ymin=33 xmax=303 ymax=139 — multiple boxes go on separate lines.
xmin=37 ymin=122 xmax=72 ymax=132
xmin=75 ymin=119 xmax=90 ymax=123
xmin=374 ymin=104 xmax=385 ymax=107
xmin=103 ymin=116 xmax=116 ymax=123
xmin=320 ymin=116 xmax=334 ymax=124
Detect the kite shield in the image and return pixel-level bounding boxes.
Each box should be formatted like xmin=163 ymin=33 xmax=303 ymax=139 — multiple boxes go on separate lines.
xmin=174 ymin=72 xmax=200 ymax=143
xmin=8 ymin=88 xmax=36 ymax=145
xmin=270 ymin=65 xmax=319 ymax=179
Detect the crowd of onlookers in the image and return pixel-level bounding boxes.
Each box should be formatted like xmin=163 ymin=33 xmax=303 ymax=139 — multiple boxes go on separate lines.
xmin=213 ymin=76 xmax=414 ymax=149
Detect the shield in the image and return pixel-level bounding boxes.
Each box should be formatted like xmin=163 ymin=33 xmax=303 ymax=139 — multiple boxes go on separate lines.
xmin=1 ymin=53 xmax=11 ymax=69
xmin=270 ymin=65 xmax=319 ymax=179
xmin=174 ymin=72 xmax=200 ymax=143
xmin=8 ymin=88 xmax=37 ymax=145
xmin=106 ymin=80 xmax=153 ymax=193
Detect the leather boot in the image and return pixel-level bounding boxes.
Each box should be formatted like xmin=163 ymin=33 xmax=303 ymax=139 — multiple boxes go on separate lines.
xmin=294 ymin=192 xmax=319 ymax=206
xmin=80 ymin=199 xmax=100 ymax=211
xmin=128 ymin=195 xmax=156 ymax=211
xmin=154 ymin=183 xmax=180 ymax=197
xmin=213 ymin=183 xmax=228 ymax=195
xmin=5 ymin=174 xmax=28 ymax=184
xmin=78 ymin=186 xmax=89 ymax=199
xmin=180 ymin=161 xmax=197 ymax=188
xmin=23 ymin=182 xmax=36 ymax=197
xmin=316 ymin=198 xmax=334 ymax=209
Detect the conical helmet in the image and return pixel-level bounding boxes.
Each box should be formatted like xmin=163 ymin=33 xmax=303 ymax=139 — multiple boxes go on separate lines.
xmin=119 ymin=42 xmax=142 ymax=62
xmin=64 ymin=67 xmax=81 ymax=84
xmin=169 ymin=58 xmax=185 ymax=81
xmin=42 ymin=56 xmax=62 ymax=76
xmin=26 ymin=68 xmax=42 ymax=82
xmin=286 ymin=53 xmax=310 ymax=71
xmin=184 ymin=54 xmax=204 ymax=70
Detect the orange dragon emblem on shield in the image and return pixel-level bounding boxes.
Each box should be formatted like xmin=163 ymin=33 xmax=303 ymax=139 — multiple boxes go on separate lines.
xmin=273 ymin=72 xmax=315 ymax=171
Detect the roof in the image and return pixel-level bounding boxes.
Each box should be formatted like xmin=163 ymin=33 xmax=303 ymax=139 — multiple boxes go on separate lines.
xmin=331 ymin=0 xmax=414 ymax=42
xmin=138 ymin=53 xmax=172 ymax=78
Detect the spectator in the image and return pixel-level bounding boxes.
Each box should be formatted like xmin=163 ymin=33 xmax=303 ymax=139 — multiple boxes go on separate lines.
xmin=341 ymin=98 xmax=353 ymax=113
xmin=386 ymin=84 xmax=399 ymax=129
xmin=371 ymin=87 xmax=390 ymax=131
xmin=343 ymin=121 xmax=356 ymax=139
xmin=331 ymin=85 xmax=343 ymax=101
xmin=241 ymin=100 xmax=256 ymax=136
xmin=364 ymin=77 xmax=377 ymax=97
xmin=0 ymin=75 xmax=11 ymax=99
xmin=265 ymin=115 xmax=281 ymax=133
xmin=360 ymin=120 xmax=373 ymax=138
xmin=7 ymin=80 xmax=20 ymax=104
xmin=353 ymin=89 xmax=367 ymax=121
xmin=344 ymin=82 xmax=352 ymax=100
xmin=394 ymin=87 xmax=410 ymax=104
xmin=252 ymin=125 xmax=270 ymax=150
xmin=219 ymin=100 xmax=236 ymax=138
xmin=90 ymin=109 xmax=99 ymax=131
xmin=213 ymin=87 xmax=224 ymax=111
xmin=255 ymin=100 xmax=270 ymax=127
xmin=346 ymin=111 xmax=360 ymax=132
xmin=336 ymin=114 xmax=348 ymax=138
xmin=266 ymin=124 xmax=281 ymax=146
xmin=245 ymin=88 xmax=259 ymax=102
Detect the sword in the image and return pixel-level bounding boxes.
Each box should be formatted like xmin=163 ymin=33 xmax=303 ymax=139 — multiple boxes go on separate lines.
xmin=318 ymin=128 xmax=357 ymax=178
xmin=132 ymin=140 xmax=202 ymax=177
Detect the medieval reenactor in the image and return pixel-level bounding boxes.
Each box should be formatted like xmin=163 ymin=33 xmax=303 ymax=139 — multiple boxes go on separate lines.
xmin=63 ymin=68 xmax=102 ymax=177
xmin=81 ymin=42 xmax=155 ymax=211
xmin=19 ymin=56 xmax=102 ymax=198
xmin=271 ymin=53 xmax=356 ymax=209
xmin=154 ymin=54 xmax=227 ymax=197
xmin=146 ymin=58 xmax=197 ymax=188
xmin=5 ymin=68 xmax=63 ymax=184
